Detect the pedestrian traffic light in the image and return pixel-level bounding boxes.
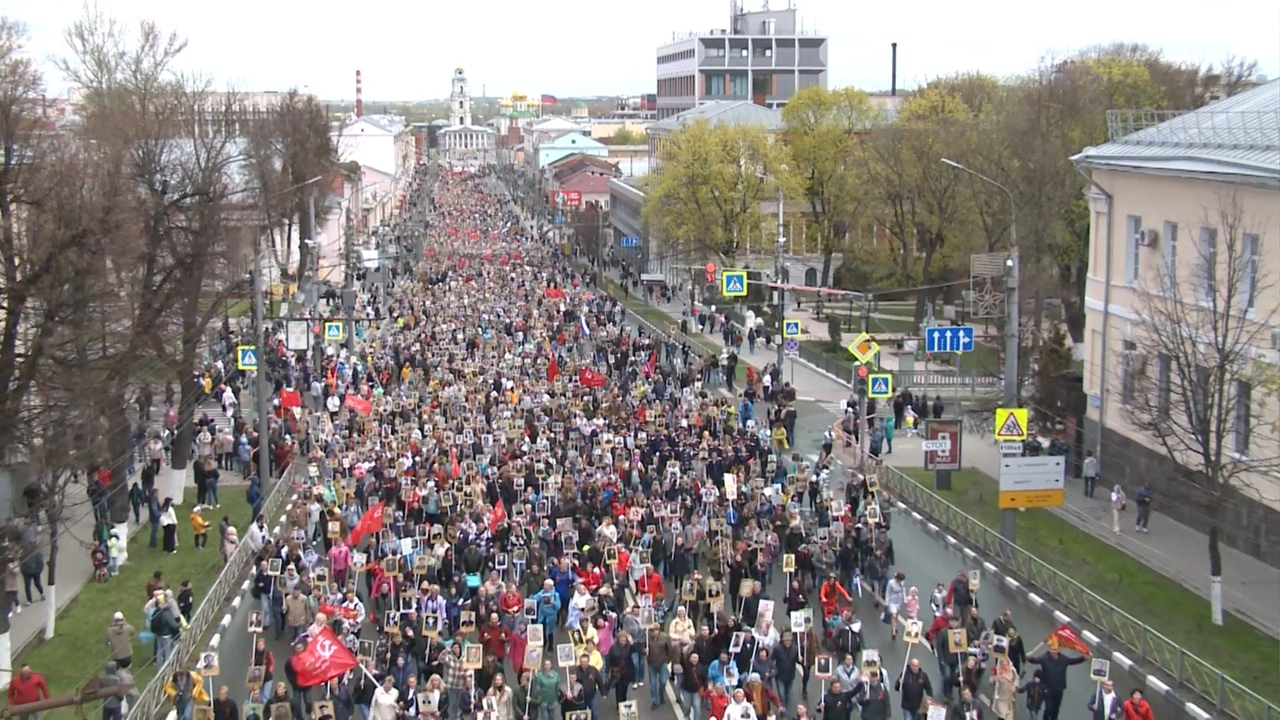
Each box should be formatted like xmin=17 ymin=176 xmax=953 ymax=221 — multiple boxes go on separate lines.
xmin=856 ymin=365 xmax=868 ymax=378
xmin=705 ymin=271 xmax=714 ymax=283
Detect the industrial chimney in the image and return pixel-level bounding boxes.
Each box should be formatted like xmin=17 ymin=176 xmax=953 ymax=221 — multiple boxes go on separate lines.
xmin=891 ymin=43 xmax=898 ymax=96
xmin=355 ymin=70 xmax=364 ymax=118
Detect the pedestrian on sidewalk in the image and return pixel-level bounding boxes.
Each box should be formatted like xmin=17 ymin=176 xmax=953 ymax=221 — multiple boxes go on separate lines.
xmin=1082 ymin=451 xmax=1099 ymax=498
xmin=19 ymin=542 xmax=44 ymax=605
xmin=1133 ymin=481 xmax=1152 ymax=533
xmin=1110 ymin=485 xmax=1127 ymax=535
xmin=4 ymin=558 xmax=19 ymax=615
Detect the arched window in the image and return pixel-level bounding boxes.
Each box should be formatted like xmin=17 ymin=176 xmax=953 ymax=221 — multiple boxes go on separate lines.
xmin=804 ymin=267 xmax=818 ymax=286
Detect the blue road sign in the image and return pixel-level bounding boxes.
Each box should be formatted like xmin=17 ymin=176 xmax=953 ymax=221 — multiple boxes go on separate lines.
xmin=721 ymin=271 xmax=748 ymax=297
xmin=783 ymin=320 xmax=802 ymax=338
xmin=323 ymin=321 xmax=346 ymax=342
xmin=867 ymin=373 xmax=894 ymax=398
xmin=784 ymin=338 xmax=800 ymax=354
xmin=620 ymin=235 xmax=640 ymax=248
xmin=555 ymin=214 xmax=565 ymax=223
xmin=236 ymin=345 xmax=259 ymax=371
xmin=925 ymin=325 xmax=975 ymax=354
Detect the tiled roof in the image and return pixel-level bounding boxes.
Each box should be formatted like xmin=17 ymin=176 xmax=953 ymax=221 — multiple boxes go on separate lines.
xmin=649 ymin=101 xmax=785 ymax=134
xmin=1073 ymin=79 xmax=1279 ymax=183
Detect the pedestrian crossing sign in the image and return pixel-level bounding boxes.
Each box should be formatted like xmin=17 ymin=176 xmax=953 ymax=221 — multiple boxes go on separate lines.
xmin=236 ymin=345 xmax=258 ymax=371
xmin=867 ymin=373 xmax=893 ymax=399
xmin=323 ymin=321 xmax=346 ymax=342
xmin=783 ymin=320 xmax=802 ymax=338
xmin=994 ymin=407 xmax=1028 ymax=441
xmin=721 ymin=270 xmax=748 ymax=297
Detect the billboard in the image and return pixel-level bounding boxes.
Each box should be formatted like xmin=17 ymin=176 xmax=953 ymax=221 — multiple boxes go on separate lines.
xmin=923 ymin=419 xmax=962 ymax=471
xmin=549 ymin=190 xmax=582 ymax=208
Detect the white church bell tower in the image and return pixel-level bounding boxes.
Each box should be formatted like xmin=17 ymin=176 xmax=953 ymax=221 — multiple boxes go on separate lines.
xmin=450 ymin=67 xmax=472 ymax=127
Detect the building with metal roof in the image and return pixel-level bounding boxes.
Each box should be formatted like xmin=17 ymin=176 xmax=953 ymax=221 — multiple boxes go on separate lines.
xmin=1074 ymin=78 xmax=1280 ymax=558
xmin=645 ymin=101 xmax=783 ymax=171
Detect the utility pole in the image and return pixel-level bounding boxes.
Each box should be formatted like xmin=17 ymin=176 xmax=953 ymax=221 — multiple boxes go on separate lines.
xmin=306 ymin=194 xmax=318 ymax=282
xmin=858 ymin=298 xmax=872 ymax=465
xmin=942 ymin=158 xmax=1020 ymax=542
xmin=774 ymin=185 xmax=786 ymax=370
xmin=252 ymin=224 xmax=271 ymax=486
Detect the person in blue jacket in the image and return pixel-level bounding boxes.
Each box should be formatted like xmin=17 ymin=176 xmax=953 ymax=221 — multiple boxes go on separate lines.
xmin=533 ymin=578 xmax=561 ymax=649
xmin=549 ymin=557 xmax=575 ymax=611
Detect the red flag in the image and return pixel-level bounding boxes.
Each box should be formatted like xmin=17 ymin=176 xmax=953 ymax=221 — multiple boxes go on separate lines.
xmin=545 ymin=287 xmax=566 ymax=300
xmin=578 ymin=368 xmax=607 ymax=388
xmin=345 ymin=502 xmax=386 ymax=547
xmin=547 ymin=356 xmax=560 ymax=383
xmin=644 ymin=350 xmax=657 ymax=376
xmin=1044 ymin=624 xmax=1092 ymax=656
xmin=489 ymin=499 xmax=508 ymax=534
xmin=290 ymin=627 xmax=359 ymax=687
xmin=344 ymin=395 xmax=372 ymax=417
xmin=279 ymin=388 xmax=301 ymax=409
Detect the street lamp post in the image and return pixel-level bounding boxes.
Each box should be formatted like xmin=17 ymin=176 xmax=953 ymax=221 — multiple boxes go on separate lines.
xmin=253 ymin=174 xmax=323 ymax=488
xmin=774 ymin=185 xmax=786 ymax=371
xmin=941 ymin=158 xmax=1019 ymax=542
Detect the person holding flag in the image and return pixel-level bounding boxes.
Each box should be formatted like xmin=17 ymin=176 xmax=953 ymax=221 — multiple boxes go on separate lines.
xmin=1027 ymin=625 xmax=1091 ymax=720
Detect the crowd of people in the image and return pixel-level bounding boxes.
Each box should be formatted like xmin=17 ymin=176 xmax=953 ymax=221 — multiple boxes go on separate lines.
xmin=132 ymin=165 xmax=1141 ymax=720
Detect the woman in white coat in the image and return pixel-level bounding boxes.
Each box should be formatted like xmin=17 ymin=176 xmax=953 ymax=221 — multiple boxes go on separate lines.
xmin=1110 ymin=484 xmax=1127 ymax=535
xmin=371 ymin=676 xmax=400 ymax=720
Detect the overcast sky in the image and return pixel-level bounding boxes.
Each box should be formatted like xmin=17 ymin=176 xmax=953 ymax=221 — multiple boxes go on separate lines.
xmin=6 ymin=0 xmax=1279 ymax=101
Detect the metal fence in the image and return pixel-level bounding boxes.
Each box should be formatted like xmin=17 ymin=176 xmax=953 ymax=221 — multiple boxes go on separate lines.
xmin=879 ymin=464 xmax=1278 ymax=720
xmin=127 ymin=459 xmax=301 ymax=720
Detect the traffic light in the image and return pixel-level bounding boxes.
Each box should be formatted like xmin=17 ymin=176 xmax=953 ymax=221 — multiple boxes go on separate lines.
xmin=705 ymin=271 xmax=714 ymax=283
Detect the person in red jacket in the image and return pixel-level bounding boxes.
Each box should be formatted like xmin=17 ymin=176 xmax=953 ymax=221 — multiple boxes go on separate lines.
xmin=926 ymin=608 xmax=954 ymax=644
xmin=636 ymin=564 xmax=665 ymax=603
xmin=478 ymin=612 xmax=510 ymax=661
xmin=819 ymin=574 xmax=852 ymax=619
xmin=1123 ymin=689 xmax=1155 ymax=720
xmin=7 ymin=664 xmax=50 ymax=707
xmin=498 ymin=584 xmax=524 ymax=618
xmin=576 ymin=561 xmax=604 ymax=594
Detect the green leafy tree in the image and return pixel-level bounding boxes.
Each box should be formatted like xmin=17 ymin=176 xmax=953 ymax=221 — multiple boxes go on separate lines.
xmin=781 ymin=86 xmax=879 ymax=286
xmin=642 ymin=120 xmax=786 ymax=265
xmin=1028 ymin=325 xmax=1075 ymax=433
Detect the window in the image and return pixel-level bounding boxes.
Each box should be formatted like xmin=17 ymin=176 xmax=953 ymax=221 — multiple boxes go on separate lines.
xmin=754 ymin=46 xmax=773 ymax=57
xmin=1125 ymin=215 xmax=1141 ymax=284
xmin=1200 ymin=227 xmax=1218 ymax=300
xmin=1120 ymin=339 xmax=1139 ymax=406
xmin=1092 ymin=211 xmax=1105 ymax=274
xmin=706 ymin=47 xmax=726 ymax=57
xmin=1162 ymin=221 xmax=1178 ymax=292
xmin=729 ymin=74 xmax=749 ymax=97
xmin=1155 ymin=354 xmax=1172 ymax=421
xmin=1242 ymin=233 xmax=1260 ymax=313
xmin=1191 ymin=365 xmax=1211 ymax=429
xmin=1234 ymin=379 xmax=1252 ymax=455
xmin=739 ymin=47 xmax=749 ymax=57
xmin=706 ymin=74 xmax=725 ymax=97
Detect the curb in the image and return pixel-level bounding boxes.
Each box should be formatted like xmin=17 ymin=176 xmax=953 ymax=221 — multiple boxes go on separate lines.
xmin=887 ymin=497 xmax=1212 ymax=720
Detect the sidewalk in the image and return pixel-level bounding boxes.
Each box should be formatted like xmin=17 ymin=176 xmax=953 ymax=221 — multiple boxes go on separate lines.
xmin=597 ymin=264 xmax=1280 ymax=638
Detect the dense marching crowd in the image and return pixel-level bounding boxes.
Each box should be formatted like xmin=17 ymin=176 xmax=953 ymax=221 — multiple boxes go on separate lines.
xmin=142 ymin=167 xmax=1151 ymax=720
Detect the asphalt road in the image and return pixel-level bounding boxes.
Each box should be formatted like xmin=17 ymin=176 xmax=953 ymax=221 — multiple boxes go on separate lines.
xmin=209 ymin=397 xmax=1177 ymax=720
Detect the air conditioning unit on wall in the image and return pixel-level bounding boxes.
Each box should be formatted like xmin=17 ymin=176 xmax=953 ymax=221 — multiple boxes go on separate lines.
xmin=1137 ymin=228 xmax=1160 ymax=247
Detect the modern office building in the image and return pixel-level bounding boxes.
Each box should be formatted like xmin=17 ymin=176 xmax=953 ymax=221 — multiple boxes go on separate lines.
xmin=655 ymin=0 xmax=828 ymax=119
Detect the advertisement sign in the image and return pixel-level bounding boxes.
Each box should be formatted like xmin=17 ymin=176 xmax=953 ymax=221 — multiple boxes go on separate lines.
xmin=923 ymin=419 xmax=962 ymax=471
xmin=549 ymin=190 xmax=582 ymax=207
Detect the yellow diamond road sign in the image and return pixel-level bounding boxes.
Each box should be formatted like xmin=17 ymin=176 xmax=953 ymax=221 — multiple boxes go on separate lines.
xmin=846 ymin=332 xmax=880 ymax=364
xmin=994 ymin=407 xmax=1028 ymax=441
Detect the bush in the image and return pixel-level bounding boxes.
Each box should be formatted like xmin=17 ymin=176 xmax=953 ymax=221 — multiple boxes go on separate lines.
xmin=827 ymin=315 xmax=844 ymax=352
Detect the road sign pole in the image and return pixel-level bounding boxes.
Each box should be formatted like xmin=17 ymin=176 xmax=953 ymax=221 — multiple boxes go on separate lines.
xmin=252 ymin=225 xmax=272 ymax=486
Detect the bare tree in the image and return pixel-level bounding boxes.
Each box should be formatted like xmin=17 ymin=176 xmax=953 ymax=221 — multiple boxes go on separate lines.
xmin=1128 ymin=191 xmax=1279 ymax=626
xmin=244 ymin=89 xmax=336 ymax=283
xmin=59 ymin=8 xmax=250 ymax=516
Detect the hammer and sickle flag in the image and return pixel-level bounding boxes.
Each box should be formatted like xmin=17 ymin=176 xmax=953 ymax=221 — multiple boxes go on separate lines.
xmin=291 ymin=626 xmax=359 ymax=687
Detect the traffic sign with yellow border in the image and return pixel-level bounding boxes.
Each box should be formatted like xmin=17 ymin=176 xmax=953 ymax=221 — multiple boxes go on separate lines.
xmin=236 ymin=345 xmax=259 ymax=371
xmin=323 ymin=321 xmax=346 ymax=342
xmin=846 ymin=332 xmax=880 ymax=364
xmin=994 ymin=407 xmax=1028 ymax=441
xmin=867 ymin=373 xmax=893 ymax=399
xmin=721 ymin=270 xmax=748 ymax=297
xmin=783 ymin=320 xmax=802 ymax=338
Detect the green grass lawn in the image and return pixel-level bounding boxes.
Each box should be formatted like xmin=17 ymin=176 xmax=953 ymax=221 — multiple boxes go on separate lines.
xmin=899 ymin=468 xmax=1280 ymax=706
xmin=16 ymin=491 xmax=252 ymax=708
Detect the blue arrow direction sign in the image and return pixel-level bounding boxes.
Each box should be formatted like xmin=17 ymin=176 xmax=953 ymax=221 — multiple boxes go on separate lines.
xmin=620 ymin=235 xmax=640 ymax=248
xmin=555 ymin=214 xmax=565 ymax=223
xmin=925 ymin=325 xmax=976 ymax=354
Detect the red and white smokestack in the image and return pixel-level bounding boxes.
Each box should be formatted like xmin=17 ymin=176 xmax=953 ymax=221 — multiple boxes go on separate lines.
xmin=355 ymin=70 xmax=364 ymax=118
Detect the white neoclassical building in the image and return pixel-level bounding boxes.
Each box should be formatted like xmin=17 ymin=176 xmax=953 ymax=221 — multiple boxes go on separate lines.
xmin=439 ymin=66 xmax=494 ymax=162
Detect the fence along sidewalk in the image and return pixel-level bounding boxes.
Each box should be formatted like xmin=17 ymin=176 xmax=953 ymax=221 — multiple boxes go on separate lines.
xmin=879 ymin=464 xmax=1278 ymax=720
xmin=126 ymin=458 xmax=302 ymax=720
